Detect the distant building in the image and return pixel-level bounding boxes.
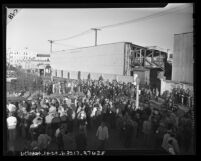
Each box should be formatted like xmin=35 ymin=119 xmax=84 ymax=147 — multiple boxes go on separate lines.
xmin=51 ymin=42 xmax=168 ymax=76
xmin=6 ymin=48 xmax=50 ymax=71
xmin=6 ymin=48 xmax=37 ymax=68
xmin=51 ymin=42 xmax=169 ymax=91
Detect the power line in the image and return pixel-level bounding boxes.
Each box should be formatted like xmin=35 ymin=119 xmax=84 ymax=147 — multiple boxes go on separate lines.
xmin=53 ymin=29 xmax=92 ymax=42
xmin=51 ymin=4 xmax=192 ymax=50
xmin=54 ymin=42 xmax=80 ymax=48
xmin=97 ymin=4 xmax=193 ymax=29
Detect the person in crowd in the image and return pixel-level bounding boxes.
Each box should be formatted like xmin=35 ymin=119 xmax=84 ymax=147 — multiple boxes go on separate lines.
xmin=84 ymin=100 xmax=92 ymax=130
xmin=75 ymin=126 xmax=87 ymax=150
xmin=124 ymin=116 xmax=134 ymax=148
xmin=30 ymin=135 xmax=39 ymax=151
xmin=55 ymin=126 xmax=64 ymax=150
xmin=142 ymin=117 xmax=152 ymax=146
xmin=167 ymin=139 xmax=176 ymax=155
xmin=96 ymin=121 xmax=109 ymax=150
xmin=45 ymin=112 xmax=54 ymax=137
xmin=63 ymin=128 xmax=76 ymax=150
xmin=7 ymin=102 xmax=17 ymax=113
xmin=135 ymin=111 xmax=143 ymax=138
xmin=161 ymin=129 xmax=172 ymax=151
xmin=37 ymin=130 xmax=51 ymax=151
xmin=7 ymin=112 xmax=17 ymax=151
xmin=167 ymin=133 xmax=180 ymax=155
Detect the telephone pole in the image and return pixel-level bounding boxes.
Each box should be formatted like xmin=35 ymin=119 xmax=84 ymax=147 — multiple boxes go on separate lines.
xmin=91 ymin=28 xmax=101 ymax=46
xmin=48 ymin=40 xmax=54 ymax=53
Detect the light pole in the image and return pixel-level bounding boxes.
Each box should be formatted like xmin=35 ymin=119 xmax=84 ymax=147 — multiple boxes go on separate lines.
xmin=48 ymin=40 xmax=54 ymax=82
xmin=48 ymin=40 xmax=54 ymax=53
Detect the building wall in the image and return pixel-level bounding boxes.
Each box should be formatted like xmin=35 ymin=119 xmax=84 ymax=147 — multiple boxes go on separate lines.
xmin=52 ymin=69 xmax=135 ymax=83
xmin=172 ymin=32 xmax=193 ymax=84
xmin=80 ymin=71 xmax=90 ymax=80
xmin=63 ymin=70 xmax=68 ymax=79
xmin=102 ymin=73 xmax=116 ymax=81
xmin=70 ymin=71 xmax=79 ymax=80
xmin=117 ymin=75 xmax=133 ymax=83
xmin=51 ymin=42 xmax=125 ymax=75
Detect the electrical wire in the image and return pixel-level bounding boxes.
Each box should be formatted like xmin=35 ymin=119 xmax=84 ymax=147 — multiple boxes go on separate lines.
xmin=51 ymin=4 xmax=192 ymax=51
xmin=53 ymin=42 xmax=80 ymax=48
xmin=97 ymin=4 xmax=193 ymax=29
xmin=53 ymin=29 xmax=92 ymax=42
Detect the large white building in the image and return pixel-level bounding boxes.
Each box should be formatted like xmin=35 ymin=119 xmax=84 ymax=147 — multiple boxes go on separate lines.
xmin=7 ymin=48 xmax=37 ymax=68
xmin=7 ymin=48 xmax=50 ymax=70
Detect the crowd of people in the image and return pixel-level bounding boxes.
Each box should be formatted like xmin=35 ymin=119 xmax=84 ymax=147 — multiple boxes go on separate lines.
xmin=162 ymin=87 xmax=194 ymax=109
xmin=6 ymin=78 xmax=194 ymax=155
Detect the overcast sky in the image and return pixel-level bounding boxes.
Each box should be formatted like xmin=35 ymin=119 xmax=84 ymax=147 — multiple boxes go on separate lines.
xmin=6 ymin=3 xmax=193 ymax=54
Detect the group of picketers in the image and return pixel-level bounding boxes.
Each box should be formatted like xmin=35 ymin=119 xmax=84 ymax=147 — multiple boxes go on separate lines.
xmin=43 ymin=79 xmax=143 ymax=99
xmin=6 ymin=78 xmax=194 ymax=155
xmin=162 ymin=87 xmax=193 ymax=112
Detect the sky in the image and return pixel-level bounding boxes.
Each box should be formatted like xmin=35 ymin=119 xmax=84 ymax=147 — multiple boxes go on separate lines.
xmin=6 ymin=3 xmax=193 ymax=54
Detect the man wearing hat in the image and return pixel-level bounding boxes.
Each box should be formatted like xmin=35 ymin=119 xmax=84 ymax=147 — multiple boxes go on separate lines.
xmin=55 ymin=126 xmax=64 ymax=150
xmin=37 ymin=130 xmax=51 ymax=151
xmin=7 ymin=102 xmax=16 ymax=113
xmin=7 ymin=112 xmax=17 ymax=151
xmin=96 ymin=122 xmax=109 ymax=150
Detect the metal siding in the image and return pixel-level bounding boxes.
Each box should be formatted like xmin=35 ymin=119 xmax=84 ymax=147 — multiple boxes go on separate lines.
xmin=80 ymin=71 xmax=90 ymax=80
xmin=124 ymin=43 xmax=131 ymax=76
xmin=51 ymin=43 xmax=125 ymax=75
xmin=172 ymin=33 xmax=193 ymax=84
xmin=102 ymin=73 xmax=116 ymax=81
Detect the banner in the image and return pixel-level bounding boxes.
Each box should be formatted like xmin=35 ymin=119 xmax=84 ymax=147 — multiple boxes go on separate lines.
xmin=7 ymin=8 xmax=22 ymax=24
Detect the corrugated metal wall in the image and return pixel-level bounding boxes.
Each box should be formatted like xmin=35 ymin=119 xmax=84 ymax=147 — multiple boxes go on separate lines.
xmin=172 ymin=32 xmax=193 ymax=84
xmin=52 ymin=69 xmax=135 ymax=83
xmin=80 ymin=71 xmax=90 ymax=80
xmin=51 ymin=42 xmax=125 ymax=75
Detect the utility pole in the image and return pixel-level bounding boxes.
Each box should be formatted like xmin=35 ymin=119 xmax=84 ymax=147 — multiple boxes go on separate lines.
xmin=48 ymin=40 xmax=54 ymax=53
xmin=48 ymin=40 xmax=54 ymax=82
xmin=91 ymin=28 xmax=101 ymax=46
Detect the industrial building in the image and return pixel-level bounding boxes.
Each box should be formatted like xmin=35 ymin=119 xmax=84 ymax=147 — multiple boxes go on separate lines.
xmin=50 ymin=41 xmax=172 ymax=93
xmin=172 ymin=32 xmax=193 ymax=84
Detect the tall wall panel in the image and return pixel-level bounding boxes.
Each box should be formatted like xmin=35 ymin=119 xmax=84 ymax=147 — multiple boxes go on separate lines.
xmin=102 ymin=73 xmax=116 ymax=81
xmin=70 ymin=71 xmax=78 ymax=80
xmin=51 ymin=42 xmax=125 ymax=76
xmin=80 ymin=71 xmax=90 ymax=80
xmin=172 ymin=32 xmax=193 ymax=84
xmin=90 ymin=72 xmax=101 ymax=80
